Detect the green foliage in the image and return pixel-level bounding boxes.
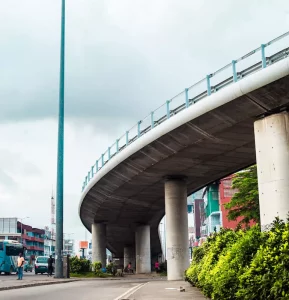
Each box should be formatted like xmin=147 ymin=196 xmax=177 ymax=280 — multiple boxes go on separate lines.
xmin=71 ymin=271 xmax=111 ymax=278
xmin=69 ymin=256 xmax=91 ymax=273
xmin=225 ymin=165 xmax=260 ymax=225
xmin=185 ymin=218 xmax=289 ymax=300
xmin=237 ymin=218 xmax=289 ymax=300
xmin=106 ymin=262 xmax=114 ymax=274
xmin=92 ymin=261 xmax=102 ymax=272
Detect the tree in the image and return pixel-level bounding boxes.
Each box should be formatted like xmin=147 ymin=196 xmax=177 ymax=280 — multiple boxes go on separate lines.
xmin=225 ymin=165 xmax=260 ymax=225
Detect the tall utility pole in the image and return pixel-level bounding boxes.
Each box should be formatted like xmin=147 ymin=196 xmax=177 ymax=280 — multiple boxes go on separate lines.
xmin=55 ymin=0 xmax=65 ymax=278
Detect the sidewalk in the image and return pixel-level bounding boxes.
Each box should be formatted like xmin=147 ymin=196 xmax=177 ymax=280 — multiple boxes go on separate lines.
xmin=121 ymin=280 xmax=208 ymax=299
xmin=0 ymin=276 xmax=78 ymax=291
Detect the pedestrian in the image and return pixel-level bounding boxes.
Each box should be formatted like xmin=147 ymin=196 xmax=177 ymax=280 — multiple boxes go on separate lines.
xmin=17 ymin=253 xmax=24 ymax=280
xmin=154 ymin=261 xmax=160 ymax=273
xmin=47 ymin=255 xmax=54 ymax=277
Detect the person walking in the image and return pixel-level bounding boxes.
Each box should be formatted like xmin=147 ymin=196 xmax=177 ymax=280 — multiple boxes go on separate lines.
xmin=17 ymin=253 xmax=24 ymax=280
xmin=47 ymin=255 xmax=54 ymax=277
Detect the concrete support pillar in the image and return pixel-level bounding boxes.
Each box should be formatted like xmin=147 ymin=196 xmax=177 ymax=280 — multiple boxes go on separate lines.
xmin=165 ymin=177 xmax=189 ymax=281
xmin=91 ymin=223 xmax=106 ymax=268
xmin=135 ymin=225 xmax=151 ymax=273
xmin=254 ymin=112 xmax=289 ymax=229
xmin=124 ymin=246 xmax=135 ymax=270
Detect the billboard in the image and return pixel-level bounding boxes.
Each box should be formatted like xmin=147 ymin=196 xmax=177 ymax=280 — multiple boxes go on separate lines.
xmin=79 ymin=241 xmax=88 ymax=249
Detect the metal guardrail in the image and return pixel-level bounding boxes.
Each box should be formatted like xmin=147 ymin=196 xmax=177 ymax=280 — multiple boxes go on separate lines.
xmin=81 ymin=31 xmax=289 ymax=192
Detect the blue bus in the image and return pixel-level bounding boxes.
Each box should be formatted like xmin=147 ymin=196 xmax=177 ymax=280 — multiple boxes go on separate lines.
xmin=0 ymin=240 xmax=25 ymax=275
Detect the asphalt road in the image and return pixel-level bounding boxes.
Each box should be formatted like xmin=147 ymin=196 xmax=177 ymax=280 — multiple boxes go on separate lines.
xmin=0 ymin=280 xmax=145 ymax=300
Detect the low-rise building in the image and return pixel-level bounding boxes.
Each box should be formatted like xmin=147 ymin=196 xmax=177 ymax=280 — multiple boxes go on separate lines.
xmin=0 ymin=218 xmax=45 ymax=260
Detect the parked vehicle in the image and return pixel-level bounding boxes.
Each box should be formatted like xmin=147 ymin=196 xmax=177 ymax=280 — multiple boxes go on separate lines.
xmin=24 ymin=261 xmax=33 ymax=272
xmin=0 ymin=240 xmax=25 ymax=275
xmin=35 ymin=256 xmax=49 ymax=274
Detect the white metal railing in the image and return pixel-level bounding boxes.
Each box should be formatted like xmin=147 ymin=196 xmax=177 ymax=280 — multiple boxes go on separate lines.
xmin=82 ymin=31 xmax=289 ymax=192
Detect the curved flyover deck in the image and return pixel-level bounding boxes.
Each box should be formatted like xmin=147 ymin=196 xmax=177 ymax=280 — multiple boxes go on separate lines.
xmin=79 ymin=35 xmax=289 ymax=259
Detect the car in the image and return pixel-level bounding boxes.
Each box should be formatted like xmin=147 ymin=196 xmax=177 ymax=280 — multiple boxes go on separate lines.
xmin=35 ymin=256 xmax=49 ymax=274
xmin=24 ymin=261 xmax=33 ymax=272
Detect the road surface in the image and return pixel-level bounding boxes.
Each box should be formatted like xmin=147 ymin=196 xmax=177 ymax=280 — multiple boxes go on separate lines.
xmin=0 ymin=280 xmax=146 ymax=300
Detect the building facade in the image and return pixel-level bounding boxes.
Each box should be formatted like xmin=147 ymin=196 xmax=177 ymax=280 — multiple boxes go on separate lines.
xmin=219 ymin=174 xmax=256 ymax=229
xmin=18 ymin=222 xmax=45 ymax=258
xmin=202 ymin=183 xmax=222 ymax=236
xmin=44 ymin=226 xmax=55 ymax=256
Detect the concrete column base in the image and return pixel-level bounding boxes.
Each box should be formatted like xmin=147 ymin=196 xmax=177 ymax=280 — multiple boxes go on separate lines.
xmin=124 ymin=246 xmax=135 ymax=270
xmin=255 ymin=112 xmax=289 ymax=229
xmin=91 ymin=223 xmax=106 ymax=268
xmin=165 ymin=177 xmax=189 ymax=280
xmin=135 ymin=225 xmax=151 ymax=273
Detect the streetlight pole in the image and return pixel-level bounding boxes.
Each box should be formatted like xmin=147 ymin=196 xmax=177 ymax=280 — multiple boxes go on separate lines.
xmin=55 ymin=0 xmax=65 ymax=278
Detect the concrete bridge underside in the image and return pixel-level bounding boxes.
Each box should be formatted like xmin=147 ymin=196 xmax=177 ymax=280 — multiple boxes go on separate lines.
xmin=80 ymin=74 xmax=289 ymax=258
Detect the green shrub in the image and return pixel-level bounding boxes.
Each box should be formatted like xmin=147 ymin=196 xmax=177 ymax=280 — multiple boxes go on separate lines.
xmin=185 ymin=218 xmax=289 ymax=300
xmin=92 ymin=261 xmax=102 ymax=273
xmin=210 ymin=225 xmax=266 ymax=299
xmin=237 ymin=218 xmax=289 ymax=300
xmin=70 ymin=256 xmax=91 ymax=273
xmin=197 ymin=228 xmax=238 ymax=297
xmin=106 ymin=262 xmax=114 ymax=274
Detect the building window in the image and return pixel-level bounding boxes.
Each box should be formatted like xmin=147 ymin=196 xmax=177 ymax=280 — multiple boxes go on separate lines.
xmin=211 ymin=191 xmax=219 ymax=201
xmin=223 ymin=179 xmax=232 ymax=188
xmin=224 ymin=188 xmax=238 ymax=198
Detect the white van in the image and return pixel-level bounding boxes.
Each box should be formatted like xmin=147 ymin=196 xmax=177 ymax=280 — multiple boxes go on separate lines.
xmin=34 ymin=256 xmax=49 ymax=274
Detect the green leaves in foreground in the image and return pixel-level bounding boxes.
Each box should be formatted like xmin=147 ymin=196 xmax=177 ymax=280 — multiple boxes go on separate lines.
xmin=185 ymin=218 xmax=289 ymax=300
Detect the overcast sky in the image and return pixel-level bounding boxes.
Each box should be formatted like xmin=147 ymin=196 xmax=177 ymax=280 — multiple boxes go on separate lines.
xmin=0 ymin=0 xmax=288 ymax=250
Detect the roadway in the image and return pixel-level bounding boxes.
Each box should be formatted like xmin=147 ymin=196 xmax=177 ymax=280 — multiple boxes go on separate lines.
xmin=0 ymin=280 xmax=140 ymax=299
xmin=0 ymin=279 xmax=206 ymax=300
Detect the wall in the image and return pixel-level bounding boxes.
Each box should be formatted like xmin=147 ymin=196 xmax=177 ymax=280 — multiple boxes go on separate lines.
xmin=219 ymin=175 xmax=255 ymax=229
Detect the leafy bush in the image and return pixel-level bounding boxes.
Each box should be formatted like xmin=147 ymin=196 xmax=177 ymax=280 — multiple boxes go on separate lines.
xmin=70 ymin=256 xmax=91 ymax=273
xmin=92 ymin=261 xmax=102 ymax=272
xmin=106 ymin=262 xmax=114 ymax=274
xmin=237 ymin=219 xmax=289 ymax=300
xmin=185 ymin=218 xmax=289 ymax=299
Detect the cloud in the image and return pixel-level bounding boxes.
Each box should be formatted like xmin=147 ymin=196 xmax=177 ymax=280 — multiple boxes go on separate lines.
xmin=1 ymin=0 xmax=287 ymax=127
xmin=0 ymin=169 xmax=17 ymax=189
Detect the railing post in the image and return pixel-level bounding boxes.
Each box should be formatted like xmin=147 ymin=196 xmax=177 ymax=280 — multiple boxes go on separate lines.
xmin=96 ymin=160 xmax=99 ymax=172
xmin=88 ymin=171 xmax=90 ymax=181
xmin=166 ymin=100 xmax=170 ymax=119
xmin=91 ymin=165 xmax=94 ymax=177
xmin=101 ymin=154 xmax=104 ymax=166
xmin=206 ymin=75 xmax=211 ymax=96
xmin=137 ymin=121 xmax=141 ymax=138
xmin=232 ymin=60 xmax=237 ymax=82
xmin=108 ymin=147 xmax=111 ymax=160
xmin=126 ymin=131 xmax=129 ymax=146
xmin=151 ymin=112 xmax=154 ymax=129
xmin=116 ymin=139 xmax=119 ymax=152
xmin=82 ymin=183 xmax=84 ymax=192
xmin=185 ymin=88 xmax=189 ymax=108
xmin=261 ymin=44 xmax=266 ymax=68
xmin=85 ymin=176 xmax=88 ymax=185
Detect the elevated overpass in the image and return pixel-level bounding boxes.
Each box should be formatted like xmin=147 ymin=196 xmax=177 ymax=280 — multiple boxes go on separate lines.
xmin=79 ymin=32 xmax=289 ymax=280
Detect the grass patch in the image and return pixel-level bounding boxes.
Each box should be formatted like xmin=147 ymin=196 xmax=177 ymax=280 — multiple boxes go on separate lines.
xmin=70 ymin=272 xmax=112 ymax=278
